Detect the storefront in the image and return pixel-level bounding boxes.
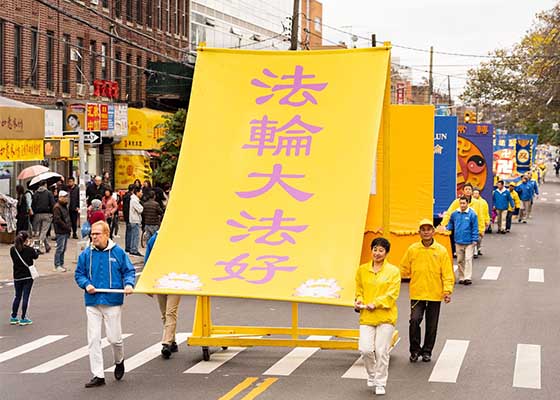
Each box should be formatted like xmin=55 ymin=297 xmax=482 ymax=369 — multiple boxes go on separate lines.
xmin=0 ymin=96 xmax=45 ymax=196
xmin=112 ymin=108 xmax=169 ymax=190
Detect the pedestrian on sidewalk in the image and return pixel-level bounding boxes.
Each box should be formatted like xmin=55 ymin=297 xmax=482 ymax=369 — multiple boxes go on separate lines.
xmin=515 ymin=176 xmax=534 ymax=223
xmin=102 ymin=188 xmax=118 ymax=239
xmin=472 ymin=188 xmax=489 ymax=256
xmin=141 ymin=191 xmax=163 ymax=243
xmin=15 ymin=185 xmax=31 ymax=234
xmin=400 ymin=219 xmax=454 ymax=363
xmin=31 ymin=181 xmax=55 ymax=254
xmin=52 ymin=191 xmax=72 ymax=272
xmin=506 ymin=183 xmax=521 ymax=232
xmin=445 ymin=197 xmax=479 ymax=285
xmin=86 ymin=176 xmax=105 ymax=206
xmin=145 ymin=231 xmax=182 ymax=359
xmin=9 ymin=231 xmax=38 ymax=326
xmin=88 ymin=199 xmax=105 ymax=225
xmin=122 ymin=184 xmax=134 ymax=252
xmin=354 ymin=237 xmax=400 ymax=396
xmin=492 ymin=180 xmax=514 ymax=234
xmin=66 ymin=177 xmax=80 ymax=239
xmin=74 ymin=221 xmax=135 ymax=388
xmin=128 ymin=187 xmax=144 ymax=257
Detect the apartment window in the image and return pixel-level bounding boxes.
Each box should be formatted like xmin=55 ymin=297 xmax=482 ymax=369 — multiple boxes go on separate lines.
xmin=101 ymin=43 xmax=107 ymax=79
xmin=30 ymin=28 xmax=39 ymax=89
xmin=156 ymin=0 xmax=162 ymax=30
xmin=126 ymin=0 xmax=132 ymax=20
xmin=173 ymin=0 xmax=178 ymax=34
xmin=13 ymin=25 xmax=22 ymax=87
xmin=115 ymin=0 xmax=121 ymax=18
xmin=165 ymin=0 xmax=170 ymax=32
xmin=136 ymin=0 xmax=143 ymax=24
xmin=46 ymin=30 xmax=54 ymax=90
xmin=102 ymin=0 xmax=108 ymax=8
xmin=76 ymin=37 xmax=84 ymax=84
xmin=115 ymin=51 xmax=122 ymax=100
xmin=135 ymin=54 xmax=142 ymax=101
xmin=146 ymin=0 xmax=153 ymax=27
xmin=89 ymin=41 xmax=96 ymax=82
xmin=0 ymin=20 xmax=3 ymax=85
xmin=62 ymin=34 xmax=71 ymax=93
xmin=125 ymin=53 xmax=131 ymax=100
xmin=181 ymin=0 xmax=187 ymax=36
xmin=314 ymin=17 xmax=321 ymax=32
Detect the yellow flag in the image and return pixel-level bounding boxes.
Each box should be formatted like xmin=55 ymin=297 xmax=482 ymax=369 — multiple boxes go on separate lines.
xmin=136 ymin=48 xmax=390 ymax=306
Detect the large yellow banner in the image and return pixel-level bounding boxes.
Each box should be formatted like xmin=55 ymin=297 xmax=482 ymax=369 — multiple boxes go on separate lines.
xmin=136 ymin=48 xmax=390 ymax=306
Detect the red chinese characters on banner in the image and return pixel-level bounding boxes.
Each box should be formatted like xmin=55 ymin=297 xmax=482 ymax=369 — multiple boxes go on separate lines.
xmin=214 ymin=65 xmax=328 ymax=285
xmin=93 ymin=80 xmax=120 ymax=99
xmin=86 ymin=103 xmax=101 ymax=131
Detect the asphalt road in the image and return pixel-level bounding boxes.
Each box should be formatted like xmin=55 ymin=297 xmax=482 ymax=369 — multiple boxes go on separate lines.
xmin=1 ymin=177 xmax=559 ymax=400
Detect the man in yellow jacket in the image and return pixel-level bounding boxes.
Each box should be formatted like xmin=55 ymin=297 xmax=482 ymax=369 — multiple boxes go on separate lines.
xmin=472 ymin=188 xmax=490 ymax=256
xmin=400 ymin=219 xmax=454 ymax=363
xmin=440 ymin=183 xmax=486 ymax=256
xmin=506 ymin=183 xmax=521 ymax=232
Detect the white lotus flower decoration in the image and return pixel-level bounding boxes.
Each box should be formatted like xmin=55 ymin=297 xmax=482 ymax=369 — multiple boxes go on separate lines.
xmin=154 ymin=273 xmax=203 ymax=291
xmin=293 ymin=278 xmax=341 ymax=299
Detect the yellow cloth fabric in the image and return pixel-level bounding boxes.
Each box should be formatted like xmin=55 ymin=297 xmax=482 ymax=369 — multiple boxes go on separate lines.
xmin=355 ymin=260 xmax=401 ymax=326
xmin=441 ymin=197 xmax=485 ymax=234
xmin=477 ymin=197 xmax=490 ymax=226
xmin=399 ymin=240 xmax=455 ymax=301
xmin=508 ymin=189 xmax=521 ymax=211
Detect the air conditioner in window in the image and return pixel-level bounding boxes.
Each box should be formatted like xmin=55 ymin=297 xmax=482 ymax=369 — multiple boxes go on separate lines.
xmin=89 ymin=85 xmax=95 ymax=95
xmin=90 ymin=0 xmax=99 ymax=5
xmin=76 ymin=83 xmax=86 ymax=96
xmin=205 ymin=17 xmax=215 ymax=27
xmin=70 ymin=48 xmax=81 ymax=62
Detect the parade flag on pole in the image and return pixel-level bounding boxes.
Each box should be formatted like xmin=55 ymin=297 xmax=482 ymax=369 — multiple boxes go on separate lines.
xmin=136 ymin=47 xmax=391 ymax=306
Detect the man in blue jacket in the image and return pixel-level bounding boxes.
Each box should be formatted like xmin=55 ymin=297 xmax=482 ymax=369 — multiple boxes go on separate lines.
xmin=515 ymin=175 xmax=534 ymax=223
xmin=492 ymin=180 xmax=514 ymax=234
xmin=446 ymin=197 xmax=479 ymax=285
xmin=75 ymin=221 xmax=136 ymax=388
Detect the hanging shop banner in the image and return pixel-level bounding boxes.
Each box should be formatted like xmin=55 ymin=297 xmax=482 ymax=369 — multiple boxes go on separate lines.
xmin=113 ymin=103 xmax=128 ymax=137
xmin=100 ymin=104 xmax=109 ymax=131
xmin=0 ymin=99 xmax=44 ymax=140
xmin=113 ymin=108 xmax=168 ymax=150
xmin=114 ymin=150 xmax=152 ymax=189
xmin=136 ymin=47 xmax=391 ymax=306
xmin=433 ymin=116 xmax=458 ymax=218
xmin=457 ymin=122 xmax=494 ymax=208
xmin=64 ymin=103 xmax=86 ymax=134
xmin=107 ymin=104 xmax=115 ymax=131
xmin=44 ymin=110 xmax=63 ymax=138
xmin=86 ymin=103 xmax=101 ymax=132
xmin=0 ymin=139 xmax=44 ymax=161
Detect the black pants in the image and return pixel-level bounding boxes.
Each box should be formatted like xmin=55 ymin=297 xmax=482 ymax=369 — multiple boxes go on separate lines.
xmin=506 ymin=210 xmax=513 ymax=230
xmin=409 ymin=300 xmax=441 ymax=356
xmin=69 ymin=209 xmax=79 ymax=237
xmin=449 ymin=231 xmax=456 ymax=254
xmin=12 ymin=279 xmax=34 ymax=319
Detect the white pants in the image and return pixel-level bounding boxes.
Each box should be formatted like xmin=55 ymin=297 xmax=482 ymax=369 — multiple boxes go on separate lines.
xmin=86 ymin=305 xmax=124 ymax=378
xmin=456 ymin=243 xmax=474 ymax=280
xmin=358 ymin=324 xmax=394 ymax=387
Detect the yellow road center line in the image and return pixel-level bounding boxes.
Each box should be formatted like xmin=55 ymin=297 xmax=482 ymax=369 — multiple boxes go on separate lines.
xmin=241 ymin=378 xmax=279 ymax=400
xmin=218 ymin=377 xmax=259 ymax=400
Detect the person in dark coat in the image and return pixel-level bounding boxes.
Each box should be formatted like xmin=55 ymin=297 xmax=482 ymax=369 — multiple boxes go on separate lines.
xmin=15 ymin=185 xmax=30 ymax=233
xmin=86 ymin=176 xmax=105 ymax=206
xmin=67 ymin=177 xmax=80 ymax=239
xmin=52 ymin=191 xmax=72 ymax=272
xmin=10 ymin=231 xmax=39 ymax=326
xmin=122 ymin=184 xmax=134 ymax=253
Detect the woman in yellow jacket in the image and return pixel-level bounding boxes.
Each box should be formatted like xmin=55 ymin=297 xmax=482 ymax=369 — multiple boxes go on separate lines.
xmin=354 ymin=237 xmax=401 ymax=396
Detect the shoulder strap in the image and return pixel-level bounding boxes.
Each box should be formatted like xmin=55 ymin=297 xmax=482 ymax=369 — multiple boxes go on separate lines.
xmin=14 ymin=248 xmax=30 ymax=268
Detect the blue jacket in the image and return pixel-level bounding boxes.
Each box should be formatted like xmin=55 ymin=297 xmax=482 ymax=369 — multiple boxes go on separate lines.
xmin=515 ymin=182 xmax=534 ymax=201
xmin=492 ymin=189 xmax=514 ymax=210
xmin=144 ymin=230 xmax=158 ymax=263
xmin=446 ymin=208 xmax=479 ymax=245
xmin=75 ymin=240 xmax=136 ymax=307
xmin=529 ymin=179 xmax=539 ymax=196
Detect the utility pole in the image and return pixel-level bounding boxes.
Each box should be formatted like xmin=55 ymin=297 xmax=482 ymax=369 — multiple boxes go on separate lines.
xmin=428 ymin=46 xmax=434 ymax=104
xmin=447 ymin=75 xmax=452 ymax=107
xmin=290 ymin=0 xmax=300 ymax=51
xmin=371 ymin=34 xmax=376 ymax=47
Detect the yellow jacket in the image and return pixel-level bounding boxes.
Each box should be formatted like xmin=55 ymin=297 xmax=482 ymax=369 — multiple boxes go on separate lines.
xmin=355 ymin=260 xmax=401 ymax=326
xmin=400 ymin=240 xmax=454 ymax=301
xmin=477 ymin=197 xmax=490 ymax=226
xmin=508 ymin=189 xmax=521 ymax=211
xmin=441 ymin=197 xmax=485 ymax=234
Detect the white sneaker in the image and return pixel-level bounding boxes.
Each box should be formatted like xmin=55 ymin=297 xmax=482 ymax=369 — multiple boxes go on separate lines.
xmin=375 ymin=386 xmax=386 ymax=395
xmin=54 ymin=266 xmax=67 ymax=272
xmin=367 ymin=378 xmax=374 ymax=388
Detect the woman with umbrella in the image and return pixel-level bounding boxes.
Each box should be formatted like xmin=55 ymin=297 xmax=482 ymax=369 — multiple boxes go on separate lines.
xmin=15 ymin=185 xmax=30 ymax=233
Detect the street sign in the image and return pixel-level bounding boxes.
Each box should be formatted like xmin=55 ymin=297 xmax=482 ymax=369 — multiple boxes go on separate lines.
xmin=84 ymin=131 xmax=102 ymax=144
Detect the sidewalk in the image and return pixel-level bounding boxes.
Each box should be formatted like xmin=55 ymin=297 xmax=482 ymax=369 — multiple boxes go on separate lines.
xmin=0 ymin=222 xmax=145 ymax=281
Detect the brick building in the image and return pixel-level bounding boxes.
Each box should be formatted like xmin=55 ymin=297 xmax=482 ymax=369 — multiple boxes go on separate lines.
xmin=0 ymin=0 xmax=189 ymax=105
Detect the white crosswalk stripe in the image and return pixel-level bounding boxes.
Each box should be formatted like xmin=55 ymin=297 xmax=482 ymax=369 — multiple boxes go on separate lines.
xmin=528 ymin=268 xmax=544 ymax=283
xmin=21 ymin=334 xmax=133 ymax=373
xmin=184 ymin=347 xmax=247 ymax=374
xmin=105 ymin=332 xmax=190 ymax=373
xmin=0 ymin=335 xmax=68 ymax=364
xmin=428 ymin=339 xmax=470 ymax=383
xmin=513 ymin=344 xmax=541 ymax=389
xmin=263 ymin=335 xmax=331 ymax=376
xmin=481 ymin=266 xmax=502 ymax=280
xmin=341 ymin=356 xmax=367 ymax=380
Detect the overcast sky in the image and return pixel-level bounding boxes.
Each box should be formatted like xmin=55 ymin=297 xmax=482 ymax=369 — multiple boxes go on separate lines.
xmin=319 ymin=0 xmax=558 ymax=99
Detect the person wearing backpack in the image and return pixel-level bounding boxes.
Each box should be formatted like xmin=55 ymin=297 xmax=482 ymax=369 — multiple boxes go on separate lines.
xmin=31 ymin=181 xmax=55 ymax=253
xmin=10 ymin=231 xmax=39 ymax=326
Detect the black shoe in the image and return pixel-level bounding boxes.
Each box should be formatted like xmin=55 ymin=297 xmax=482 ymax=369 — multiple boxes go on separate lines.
xmin=161 ymin=344 xmax=172 ymax=359
xmin=478 ymin=249 xmax=483 ymax=255
xmin=85 ymin=376 xmax=106 ymax=388
xmin=72 ymin=234 xmax=78 ymax=239
xmin=114 ymin=359 xmax=125 ymax=380
xmin=169 ymin=342 xmax=179 ymax=353
xmin=452 ymin=253 xmax=457 ymax=259
xmin=463 ymin=279 xmax=472 ymax=285
xmin=473 ymin=253 xmax=478 ymax=259
xmin=409 ymin=353 xmax=419 ymax=363
xmin=422 ymin=354 xmax=432 ymax=362
xmin=131 ymin=252 xmax=144 ymax=257
xmin=458 ymin=280 xmax=465 ymax=285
